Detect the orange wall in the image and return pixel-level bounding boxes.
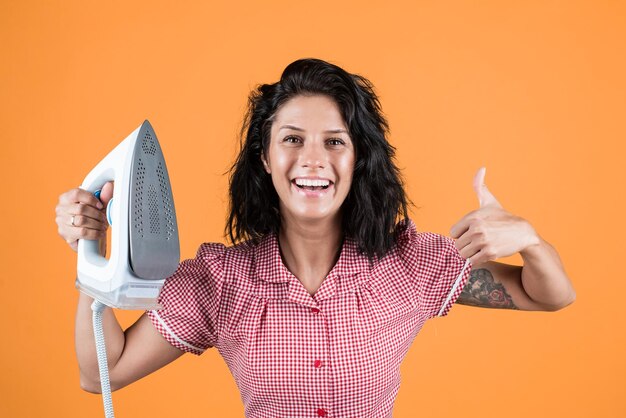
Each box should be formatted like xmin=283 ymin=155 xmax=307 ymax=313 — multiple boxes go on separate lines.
xmin=1 ymin=1 xmax=624 ymax=417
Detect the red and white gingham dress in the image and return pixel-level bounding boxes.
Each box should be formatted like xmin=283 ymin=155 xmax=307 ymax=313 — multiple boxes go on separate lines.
xmin=147 ymin=218 xmax=471 ymax=418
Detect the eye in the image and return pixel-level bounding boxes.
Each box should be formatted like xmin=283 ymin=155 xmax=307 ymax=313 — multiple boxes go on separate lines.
xmin=327 ymin=138 xmax=345 ymax=146
xmin=283 ymin=135 xmax=301 ymax=143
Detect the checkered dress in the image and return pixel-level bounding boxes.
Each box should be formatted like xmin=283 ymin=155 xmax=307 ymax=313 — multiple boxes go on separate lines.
xmin=148 ymin=218 xmax=471 ymax=417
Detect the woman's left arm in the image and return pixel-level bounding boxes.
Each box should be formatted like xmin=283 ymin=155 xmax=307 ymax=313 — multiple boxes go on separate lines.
xmin=517 ymin=234 xmax=576 ymax=310
xmin=450 ymin=167 xmax=576 ymax=312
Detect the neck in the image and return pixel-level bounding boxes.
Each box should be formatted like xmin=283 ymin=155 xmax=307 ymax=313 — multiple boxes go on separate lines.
xmin=277 ymin=212 xmax=344 ymax=295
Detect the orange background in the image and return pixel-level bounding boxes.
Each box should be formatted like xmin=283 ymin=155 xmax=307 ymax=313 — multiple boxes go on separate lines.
xmin=1 ymin=1 xmax=625 ymax=417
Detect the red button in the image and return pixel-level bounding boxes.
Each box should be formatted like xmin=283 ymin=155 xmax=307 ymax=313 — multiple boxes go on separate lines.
xmin=314 ymin=359 xmax=322 ymax=368
xmin=317 ymin=408 xmax=327 ymax=417
xmin=311 ymin=308 xmax=320 ymax=314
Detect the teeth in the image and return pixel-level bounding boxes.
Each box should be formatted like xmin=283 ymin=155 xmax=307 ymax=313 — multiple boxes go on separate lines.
xmin=294 ymin=178 xmax=330 ymax=187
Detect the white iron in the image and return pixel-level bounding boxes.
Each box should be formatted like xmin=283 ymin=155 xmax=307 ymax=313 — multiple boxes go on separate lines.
xmin=76 ymin=120 xmax=180 ymax=310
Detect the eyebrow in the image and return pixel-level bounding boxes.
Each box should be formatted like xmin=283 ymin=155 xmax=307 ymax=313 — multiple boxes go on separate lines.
xmin=279 ymin=125 xmax=348 ymax=134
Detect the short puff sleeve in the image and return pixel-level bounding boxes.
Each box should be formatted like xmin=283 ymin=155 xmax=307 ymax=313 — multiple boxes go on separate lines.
xmin=396 ymin=218 xmax=472 ymax=319
xmin=147 ymin=242 xmax=226 ymax=355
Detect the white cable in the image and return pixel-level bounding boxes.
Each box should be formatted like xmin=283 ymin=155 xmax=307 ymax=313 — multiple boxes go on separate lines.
xmin=91 ymin=300 xmax=115 ymax=418
xmin=437 ymin=258 xmax=471 ymax=317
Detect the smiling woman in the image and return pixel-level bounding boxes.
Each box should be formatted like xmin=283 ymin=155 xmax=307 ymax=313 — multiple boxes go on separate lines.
xmin=262 ymin=95 xmax=355 ymax=223
xmin=227 ymin=58 xmax=410 ymax=260
xmin=55 ymin=57 xmax=574 ymax=418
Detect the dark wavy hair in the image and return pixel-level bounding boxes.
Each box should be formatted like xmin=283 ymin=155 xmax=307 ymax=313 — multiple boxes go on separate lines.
xmin=226 ymin=58 xmax=411 ymax=259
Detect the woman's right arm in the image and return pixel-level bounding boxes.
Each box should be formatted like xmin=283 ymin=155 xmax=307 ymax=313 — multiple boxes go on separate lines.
xmin=75 ymin=293 xmax=184 ymax=393
xmin=57 ymin=184 xmax=185 ymax=393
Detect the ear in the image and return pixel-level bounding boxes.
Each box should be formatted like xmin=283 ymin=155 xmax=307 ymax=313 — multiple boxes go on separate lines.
xmin=261 ymin=153 xmax=271 ymax=174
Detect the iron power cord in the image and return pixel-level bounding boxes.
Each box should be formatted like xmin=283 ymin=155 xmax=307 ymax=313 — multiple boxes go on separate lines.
xmin=91 ymin=299 xmax=115 ymax=418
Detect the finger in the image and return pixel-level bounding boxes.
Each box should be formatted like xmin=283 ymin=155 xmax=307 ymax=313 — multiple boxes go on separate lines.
xmin=456 ymin=233 xmax=475 ymax=257
xmin=58 ymin=222 xmax=106 ymax=245
xmin=473 ymin=167 xmax=503 ymax=209
xmin=458 ymin=239 xmax=484 ymax=265
xmin=56 ymin=213 xmax=107 ymax=245
xmin=468 ymin=250 xmax=488 ymax=266
xmin=466 ymin=244 xmax=498 ymax=265
xmin=59 ymin=188 xmax=104 ymax=209
xmin=449 ymin=211 xmax=476 ymax=239
xmin=61 ymin=202 xmax=108 ymax=226
xmin=66 ymin=212 xmax=108 ymax=230
xmin=453 ymin=229 xmax=473 ymax=252
xmin=55 ymin=210 xmax=107 ymax=243
xmin=100 ymin=181 xmax=114 ymax=205
xmin=472 ymin=166 xmax=486 ymax=201
xmin=450 ymin=222 xmax=467 ymax=240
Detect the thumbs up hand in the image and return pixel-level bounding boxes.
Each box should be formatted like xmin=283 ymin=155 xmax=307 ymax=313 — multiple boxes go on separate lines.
xmin=449 ymin=167 xmax=540 ymax=265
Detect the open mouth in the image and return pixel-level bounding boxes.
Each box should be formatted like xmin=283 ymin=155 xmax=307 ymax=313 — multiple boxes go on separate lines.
xmin=291 ymin=179 xmax=333 ymax=192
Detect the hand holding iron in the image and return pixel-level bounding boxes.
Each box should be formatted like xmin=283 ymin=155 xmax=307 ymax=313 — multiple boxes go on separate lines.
xmin=55 ymin=182 xmax=114 ymax=251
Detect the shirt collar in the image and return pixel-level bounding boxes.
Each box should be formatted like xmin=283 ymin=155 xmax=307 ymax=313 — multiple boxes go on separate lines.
xmin=254 ymin=232 xmax=370 ymax=284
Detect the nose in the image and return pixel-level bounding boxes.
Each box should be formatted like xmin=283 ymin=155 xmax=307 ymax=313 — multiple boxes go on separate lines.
xmin=300 ymin=140 xmax=326 ymax=169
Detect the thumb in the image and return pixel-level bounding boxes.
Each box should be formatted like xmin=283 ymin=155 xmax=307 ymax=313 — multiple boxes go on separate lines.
xmin=99 ymin=181 xmax=114 ymax=206
xmin=473 ymin=167 xmax=502 ymax=208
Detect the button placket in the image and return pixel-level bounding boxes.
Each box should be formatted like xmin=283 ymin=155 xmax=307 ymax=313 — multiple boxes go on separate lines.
xmin=311 ymin=303 xmax=330 ymax=418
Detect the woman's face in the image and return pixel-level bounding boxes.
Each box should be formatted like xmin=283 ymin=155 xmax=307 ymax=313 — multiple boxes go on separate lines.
xmin=261 ymin=94 xmax=355 ymax=225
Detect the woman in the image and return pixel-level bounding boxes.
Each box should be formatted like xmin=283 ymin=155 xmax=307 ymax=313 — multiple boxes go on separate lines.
xmin=55 ymin=58 xmax=576 ymax=417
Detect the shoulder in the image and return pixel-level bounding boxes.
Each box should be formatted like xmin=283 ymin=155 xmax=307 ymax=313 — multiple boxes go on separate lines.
xmin=194 ymin=234 xmax=265 ymax=260
xmin=394 ymin=218 xmax=457 ymax=262
xmin=389 ymin=218 xmax=466 ymax=288
xmin=192 ymin=234 xmax=273 ymax=279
